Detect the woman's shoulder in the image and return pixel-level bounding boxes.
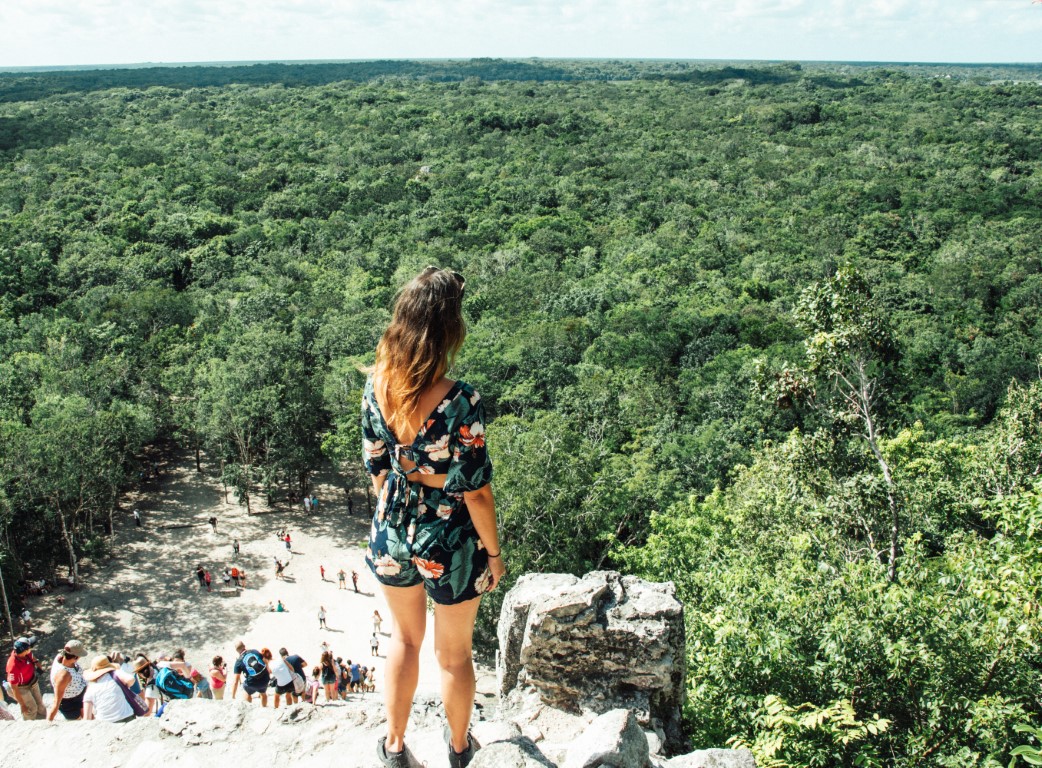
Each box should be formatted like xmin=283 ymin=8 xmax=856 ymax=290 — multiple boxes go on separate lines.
xmin=453 ymin=380 xmax=483 ymax=406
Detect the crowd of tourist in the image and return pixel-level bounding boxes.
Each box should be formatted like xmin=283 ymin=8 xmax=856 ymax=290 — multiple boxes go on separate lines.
xmin=4 ymin=493 xmax=388 ymax=724
xmin=4 ymin=630 xmax=381 ymax=722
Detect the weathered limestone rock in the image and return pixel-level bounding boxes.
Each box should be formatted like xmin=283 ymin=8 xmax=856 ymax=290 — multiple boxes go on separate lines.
xmin=563 ymin=709 xmax=650 ymax=768
xmin=469 ymin=737 xmax=559 ymax=768
xmin=498 ymin=571 xmax=685 ymax=753
xmin=4 ymin=571 xmax=755 ymax=768
xmin=472 ymin=719 xmax=524 ymax=745
xmin=664 ymin=749 xmax=757 ymax=768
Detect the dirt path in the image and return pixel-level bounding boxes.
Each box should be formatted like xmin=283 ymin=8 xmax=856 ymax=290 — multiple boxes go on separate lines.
xmin=28 ymin=448 xmax=495 ymax=702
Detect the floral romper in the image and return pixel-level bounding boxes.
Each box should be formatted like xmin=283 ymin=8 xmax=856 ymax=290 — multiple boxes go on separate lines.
xmin=361 ymin=375 xmax=494 ymax=605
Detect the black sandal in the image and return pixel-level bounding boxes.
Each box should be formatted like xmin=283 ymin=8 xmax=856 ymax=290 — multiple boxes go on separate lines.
xmin=444 ymin=728 xmax=480 ymax=768
xmin=377 ymin=736 xmax=411 ymax=768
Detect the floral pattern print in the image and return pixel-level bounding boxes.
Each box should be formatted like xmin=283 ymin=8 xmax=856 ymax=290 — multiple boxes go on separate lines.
xmin=373 ymin=554 xmax=402 ymax=577
xmin=412 ymin=557 xmax=445 ymax=580
xmin=361 ymin=375 xmax=494 ymax=605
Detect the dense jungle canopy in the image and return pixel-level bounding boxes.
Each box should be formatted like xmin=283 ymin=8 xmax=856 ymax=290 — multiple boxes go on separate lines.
xmin=1 ymin=59 xmax=1042 ymax=766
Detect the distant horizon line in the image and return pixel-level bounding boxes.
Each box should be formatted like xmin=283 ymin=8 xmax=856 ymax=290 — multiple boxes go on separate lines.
xmin=2 ymin=56 xmax=1041 ymax=74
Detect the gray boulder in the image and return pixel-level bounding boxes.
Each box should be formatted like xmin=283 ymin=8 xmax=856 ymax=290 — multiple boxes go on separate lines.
xmin=563 ymin=709 xmax=649 ymax=768
xmin=665 ymin=749 xmax=757 ymax=768
xmin=470 ymin=737 xmax=559 ymax=768
xmin=498 ymin=571 xmax=685 ymax=753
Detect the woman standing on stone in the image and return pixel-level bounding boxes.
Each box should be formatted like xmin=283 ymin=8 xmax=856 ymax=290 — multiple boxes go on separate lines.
xmin=361 ymin=266 xmax=506 ymax=768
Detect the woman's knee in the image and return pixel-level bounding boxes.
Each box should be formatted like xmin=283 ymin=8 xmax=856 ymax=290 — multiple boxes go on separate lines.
xmin=434 ymin=646 xmax=474 ymax=675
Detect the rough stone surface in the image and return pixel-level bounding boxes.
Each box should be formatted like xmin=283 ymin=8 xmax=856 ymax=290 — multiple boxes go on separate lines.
xmin=469 ymin=738 xmax=559 ymax=768
xmin=471 ymin=719 xmax=523 ymax=746
xmin=645 ymin=729 xmax=664 ymax=758
xmin=664 ymin=749 xmax=757 ymax=768
xmin=3 ymin=572 xmax=753 ymax=768
xmin=498 ymin=571 xmax=686 ymax=753
xmin=563 ymin=709 xmax=650 ymax=768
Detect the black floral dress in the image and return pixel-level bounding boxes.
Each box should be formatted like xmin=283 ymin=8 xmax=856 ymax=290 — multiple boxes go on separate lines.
xmin=361 ymin=375 xmax=494 ymax=604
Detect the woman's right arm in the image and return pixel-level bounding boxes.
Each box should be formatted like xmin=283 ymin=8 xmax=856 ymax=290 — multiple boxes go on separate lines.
xmin=47 ymin=669 xmax=70 ymax=721
xmin=464 ymin=484 xmax=506 ymax=589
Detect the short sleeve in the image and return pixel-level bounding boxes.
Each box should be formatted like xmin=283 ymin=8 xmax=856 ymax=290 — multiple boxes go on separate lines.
xmin=446 ymin=388 xmax=493 ymax=494
xmin=361 ymin=389 xmax=391 ymax=478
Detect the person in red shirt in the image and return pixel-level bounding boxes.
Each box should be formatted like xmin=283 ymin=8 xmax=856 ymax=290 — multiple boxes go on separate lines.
xmin=6 ymin=637 xmax=45 ymax=720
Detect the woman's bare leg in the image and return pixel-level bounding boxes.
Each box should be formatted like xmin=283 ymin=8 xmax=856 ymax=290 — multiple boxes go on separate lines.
xmin=382 ymin=583 xmax=427 ymax=753
xmin=434 ymin=596 xmax=481 ymax=754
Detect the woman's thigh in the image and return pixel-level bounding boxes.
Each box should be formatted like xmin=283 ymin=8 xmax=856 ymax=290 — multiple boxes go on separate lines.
xmin=380 ymin=582 xmax=427 ymax=647
xmin=432 ymin=596 xmax=481 ymax=663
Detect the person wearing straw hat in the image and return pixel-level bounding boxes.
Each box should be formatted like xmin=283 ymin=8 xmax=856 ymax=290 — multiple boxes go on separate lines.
xmin=82 ymin=656 xmax=135 ymax=723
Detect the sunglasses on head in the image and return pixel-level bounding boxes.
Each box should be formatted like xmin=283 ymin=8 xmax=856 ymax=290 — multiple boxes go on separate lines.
xmin=422 ymin=265 xmax=465 ymax=290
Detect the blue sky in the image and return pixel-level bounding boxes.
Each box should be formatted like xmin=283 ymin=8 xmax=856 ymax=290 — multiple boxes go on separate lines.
xmin=1 ymin=0 xmax=1039 ymax=68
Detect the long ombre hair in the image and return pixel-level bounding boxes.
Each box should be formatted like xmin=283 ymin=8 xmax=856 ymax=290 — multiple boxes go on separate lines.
xmin=374 ymin=266 xmax=466 ymax=440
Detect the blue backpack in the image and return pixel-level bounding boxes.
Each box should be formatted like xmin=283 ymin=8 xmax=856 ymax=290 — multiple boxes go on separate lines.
xmin=155 ymin=667 xmax=195 ymax=700
xmin=240 ymin=650 xmax=267 ymax=680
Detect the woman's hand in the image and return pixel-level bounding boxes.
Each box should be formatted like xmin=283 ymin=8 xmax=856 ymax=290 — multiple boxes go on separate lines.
xmin=488 ymin=553 xmax=507 ymax=590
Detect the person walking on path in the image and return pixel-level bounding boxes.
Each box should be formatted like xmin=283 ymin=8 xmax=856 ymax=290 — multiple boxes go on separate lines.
xmin=195 ymin=565 xmax=206 ymax=590
xmin=19 ymin=608 xmax=31 ymax=632
xmin=320 ymin=652 xmax=338 ymax=704
xmin=208 ymin=516 xmax=218 ymax=533
xmin=350 ymin=660 xmax=362 ymax=692
xmin=232 ymin=539 xmax=240 ymax=556
xmin=284 ymin=532 xmax=292 ymax=551
xmin=48 ymin=640 xmax=88 ymax=721
xmin=7 ymin=637 xmax=46 ymax=720
xmin=230 ymin=641 xmax=270 ymax=707
xmin=348 ymin=497 xmax=354 ymax=516
xmin=282 ymin=648 xmax=307 ymax=696
xmin=204 ymin=570 xmax=212 ymax=593
xmin=373 ymin=610 xmax=383 ymax=635
xmin=303 ymin=495 xmax=311 ymax=514
xmin=370 ymin=633 xmax=380 ymax=658
xmin=351 ymin=570 xmax=359 ymax=593
xmin=361 ymin=267 xmax=505 ymax=768
xmin=337 ymin=569 xmax=346 ymax=590
xmin=306 ymin=667 xmax=321 ymax=706
xmin=311 ymin=494 xmax=319 ymax=513
xmin=133 ymin=509 xmax=141 ymax=527
xmin=320 ymin=565 xmax=326 ymax=581
xmin=318 ymin=606 xmax=327 ymax=630
xmin=132 ymin=656 xmax=160 ymax=716
xmin=269 ymin=650 xmax=296 ymax=708
xmin=209 ymin=657 xmax=227 ymax=700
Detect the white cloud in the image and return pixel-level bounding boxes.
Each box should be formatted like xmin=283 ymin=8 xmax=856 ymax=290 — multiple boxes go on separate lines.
xmin=0 ymin=0 xmax=1040 ymax=66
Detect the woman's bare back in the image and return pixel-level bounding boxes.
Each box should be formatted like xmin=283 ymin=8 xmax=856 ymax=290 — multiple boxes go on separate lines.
xmin=374 ymin=376 xmax=455 ymax=488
